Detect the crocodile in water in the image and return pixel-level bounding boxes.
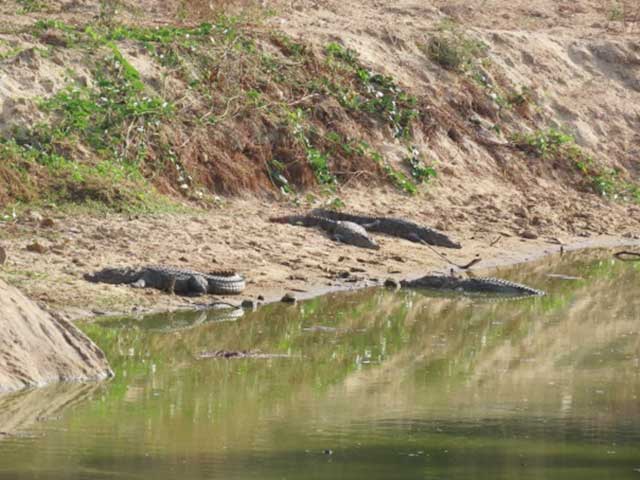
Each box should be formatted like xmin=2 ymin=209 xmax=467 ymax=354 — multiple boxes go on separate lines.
xmin=270 ymin=215 xmax=380 ymax=250
xmin=84 ymin=266 xmax=246 ymax=296
xmin=400 ymin=275 xmax=545 ymax=297
xmin=310 ymin=209 xmax=461 ymax=249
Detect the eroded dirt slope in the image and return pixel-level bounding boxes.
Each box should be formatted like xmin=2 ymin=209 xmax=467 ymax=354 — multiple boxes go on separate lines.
xmin=0 ymin=278 xmax=112 ymax=393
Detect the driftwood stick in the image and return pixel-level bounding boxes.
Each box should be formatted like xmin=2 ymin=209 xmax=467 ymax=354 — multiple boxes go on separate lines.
xmin=614 ymin=251 xmax=640 ymax=261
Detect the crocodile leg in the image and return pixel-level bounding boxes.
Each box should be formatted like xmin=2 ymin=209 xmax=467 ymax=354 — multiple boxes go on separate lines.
xmin=166 ymin=275 xmax=176 ymax=295
xmin=188 ymin=275 xmax=208 ymax=296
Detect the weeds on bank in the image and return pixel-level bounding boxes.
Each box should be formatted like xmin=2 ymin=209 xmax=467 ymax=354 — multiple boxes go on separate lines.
xmin=325 ymin=42 xmax=419 ymax=140
xmin=16 ymin=0 xmax=47 ymax=13
xmin=0 ymin=138 xmax=169 ymax=212
xmin=513 ymin=128 xmax=640 ymax=201
xmin=425 ymin=35 xmax=487 ymax=72
xmin=3 ymin=14 xmax=438 ymax=209
xmin=423 ymin=20 xmax=488 ymax=73
xmin=322 ymin=42 xmax=435 ymax=194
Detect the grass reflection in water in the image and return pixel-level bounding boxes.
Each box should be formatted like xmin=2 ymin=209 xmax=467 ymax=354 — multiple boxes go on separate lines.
xmin=0 ymin=250 xmax=639 ymax=479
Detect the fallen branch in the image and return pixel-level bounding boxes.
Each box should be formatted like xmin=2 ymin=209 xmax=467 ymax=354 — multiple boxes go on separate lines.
xmin=614 ymin=251 xmax=640 ymax=261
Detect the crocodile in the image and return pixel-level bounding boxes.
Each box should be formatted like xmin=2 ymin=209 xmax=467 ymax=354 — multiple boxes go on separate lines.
xmin=400 ymin=275 xmax=545 ymax=297
xmin=84 ymin=266 xmax=246 ymax=296
xmin=269 ymin=215 xmax=380 ymax=250
xmin=310 ymin=208 xmax=461 ymax=249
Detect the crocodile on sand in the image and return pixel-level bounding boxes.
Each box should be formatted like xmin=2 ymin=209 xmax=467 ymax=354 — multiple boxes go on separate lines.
xmin=269 ymin=215 xmax=380 ymax=250
xmin=310 ymin=208 xmax=461 ymax=249
xmin=400 ymin=275 xmax=545 ymax=297
xmin=84 ymin=266 xmax=246 ymax=296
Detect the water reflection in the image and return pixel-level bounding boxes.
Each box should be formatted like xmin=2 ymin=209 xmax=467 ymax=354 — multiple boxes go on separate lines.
xmin=0 ymin=383 xmax=101 ymax=436
xmin=0 ymin=250 xmax=638 ymax=479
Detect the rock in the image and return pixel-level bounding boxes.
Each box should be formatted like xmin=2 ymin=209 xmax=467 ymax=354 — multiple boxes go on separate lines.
xmin=26 ymin=211 xmax=43 ymax=223
xmin=26 ymin=242 xmax=47 ymax=254
xmin=530 ymin=216 xmax=543 ymax=227
xmin=241 ymin=299 xmax=258 ymax=310
xmin=39 ymin=30 xmax=68 ymax=47
xmin=40 ymin=218 xmax=55 ymax=228
xmin=520 ymin=230 xmax=538 ymax=240
xmin=281 ymin=293 xmax=297 ymax=304
xmin=0 ymin=247 xmax=6 ymax=265
xmin=257 ymin=295 xmax=265 ymax=301
xmin=384 ymin=278 xmax=400 ymax=289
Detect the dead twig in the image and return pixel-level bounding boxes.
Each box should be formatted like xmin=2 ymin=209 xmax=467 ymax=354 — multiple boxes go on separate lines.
xmin=614 ymin=251 xmax=640 ymax=261
xmin=422 ymin=240 xmax=481 ymax=270
xmin=489 ymin=235 xmax=502 ymax=247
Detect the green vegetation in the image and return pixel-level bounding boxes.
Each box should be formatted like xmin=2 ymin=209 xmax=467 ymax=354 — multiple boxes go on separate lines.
xmin=0 ymin=139 xmax=174 ymax=213
xmin=607 ymin=3 xmax=625 ymax=21
xmin=324 ymin=42 xmax=419 ymax=140
xmin=512 ymin=128 xmax=574 ymax=159
xmin=513 ymin=128 xmax=640 ymax=201
xmin=1 ymin=15 xmax=439 ymax=210
xmin=406 ymin=146 xmax=437 ymax=184
xmin=16 ymin=0 xmax=47 ymax=13
xmin=423 ymin=23 xmax=488 ymax=72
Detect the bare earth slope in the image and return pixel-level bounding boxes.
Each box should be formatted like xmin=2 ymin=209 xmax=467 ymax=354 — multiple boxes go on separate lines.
xmin=278 ymin=0 xmax=640 ymax=187
xmin=0 ymin=278 xmax=112 ymax=393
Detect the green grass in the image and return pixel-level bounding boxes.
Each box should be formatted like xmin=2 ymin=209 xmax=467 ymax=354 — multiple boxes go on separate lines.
xmin=424 ymin=29 xmax=488 ymax=72
xmin=16 ymin=0 xmax=47 ymax=13
xmin=513 ymin=128 xmax=640 ymax=201
xmin=325 ymin=42 xmax=419 ymax=140
xmin=2 ymin=15 xmax=439 ymax=210
xmin=512 ymin=128 xmax=574 ymax=159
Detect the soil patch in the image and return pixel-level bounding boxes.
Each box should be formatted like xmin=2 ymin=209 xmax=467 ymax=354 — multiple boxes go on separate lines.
xmin=0 ymin=278 xmax=112 ymax=393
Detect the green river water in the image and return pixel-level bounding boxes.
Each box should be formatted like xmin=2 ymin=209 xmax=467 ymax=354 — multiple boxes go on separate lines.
xmin=0 ymin=250 xmax=639 ymax=479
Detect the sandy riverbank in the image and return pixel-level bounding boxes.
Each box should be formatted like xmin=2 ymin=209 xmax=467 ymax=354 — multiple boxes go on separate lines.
xmin=1 ymin=188 xmax=638 ymax=321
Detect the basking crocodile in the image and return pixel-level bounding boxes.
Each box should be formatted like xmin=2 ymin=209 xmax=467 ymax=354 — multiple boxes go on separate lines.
xmin=84 ymin=266 xmax=246 ymax=296
xmin=270 ymin=215 xmax=380 ymax=250
xmin=400 ymin=275 xmax=544 ymax=297
xmin=310 ymin=209 xmax=461 ymax=249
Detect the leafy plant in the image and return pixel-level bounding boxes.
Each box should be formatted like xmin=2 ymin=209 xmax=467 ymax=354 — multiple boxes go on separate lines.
xmin=267 ymin=159 xmax=294 ymax=195
xmin=513 ymin=128 xmax=640 ymax=202
xmin=325 ymin=43 xmax=418 ymax=139
xmin=425 ymin=32 xmax=487 ymax=72
xmin=17 ymin=0 xmax=46 ymax=13
xmin=512 ymin=128 xmax=574 ymax=158
xmin=406 ymin=146 xmax=437 ymax=183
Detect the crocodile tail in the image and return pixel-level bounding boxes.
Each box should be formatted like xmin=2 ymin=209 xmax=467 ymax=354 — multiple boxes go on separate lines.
xmin=208 ymin=270 xmax=241 ymax=277
xmin=269 ymin=215 xmax=318 ymax=227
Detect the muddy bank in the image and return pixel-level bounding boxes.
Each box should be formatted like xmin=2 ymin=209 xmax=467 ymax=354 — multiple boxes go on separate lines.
xmin=0 ymin=278 xmax=112 ymax=394
xmin=0 ymin=191 xmax=638 ymax=321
